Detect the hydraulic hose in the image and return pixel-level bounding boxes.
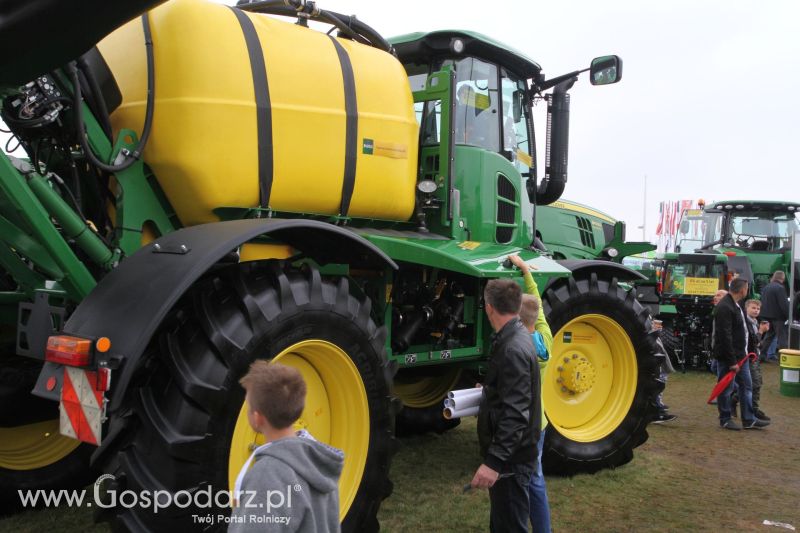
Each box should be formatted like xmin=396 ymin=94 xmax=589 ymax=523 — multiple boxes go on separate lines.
xmin=237 ymin=0 xmax=393 ymax=54
xmin=71 ymin=13 xmax=155 ymax=173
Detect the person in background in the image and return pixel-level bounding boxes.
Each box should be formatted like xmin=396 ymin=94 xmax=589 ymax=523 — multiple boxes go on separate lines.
xmin=712 ymin=289 xmax=728 ymax=306
xmin=743 ymin=299 xmax=770 ymax=421
xmin=231 ymin=362 xmax=343 ymax=533
xmin=473 ymin=279 xmax=539 ymax=533
xmin=759 ymin=270 xmax=789 ymax=362
xmin=508 ymin=254 xmax=552 ymax=533
xmin=652 ymin=319 xmax=677 ymax=423
xmin=712 ymin=278 xmax=768 ymax=430
xmin=709 ymin=289 xmax=728 ymax=377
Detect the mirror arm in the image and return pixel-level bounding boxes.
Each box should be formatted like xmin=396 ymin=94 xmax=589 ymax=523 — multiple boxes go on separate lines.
xmin=534 ymin=68 xmax=587 ymax=92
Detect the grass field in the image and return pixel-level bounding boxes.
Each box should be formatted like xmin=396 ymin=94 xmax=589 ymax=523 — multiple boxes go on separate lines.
xmin=3 ymin=363 xmax=799 ymax=532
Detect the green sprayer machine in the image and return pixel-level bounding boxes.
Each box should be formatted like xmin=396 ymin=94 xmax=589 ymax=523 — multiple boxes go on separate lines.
xmin=0 ymin=0 xmax=664 ymax=529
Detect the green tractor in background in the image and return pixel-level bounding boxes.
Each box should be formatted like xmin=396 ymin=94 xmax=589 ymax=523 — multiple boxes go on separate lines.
xmin=656 ymin=201 xmax=800 ymax=368
xmin=0 ymin=0 xmax=664 ymax=530
xmin=536 ymin=199 xmax=656 ymax=262
xmin=536 ymin=199 xmax=661 ymax=315
xmin=674 ymin=201 xmax=799 ymax=295
xmin=655 ymin=251 xmax=728 ymax=370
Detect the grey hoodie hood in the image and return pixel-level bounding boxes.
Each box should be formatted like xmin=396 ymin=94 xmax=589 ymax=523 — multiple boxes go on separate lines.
xmin=229 ymin=430 xmax=344 ymax=532
xmin=253 ymin=431 xmax=344 ymax=494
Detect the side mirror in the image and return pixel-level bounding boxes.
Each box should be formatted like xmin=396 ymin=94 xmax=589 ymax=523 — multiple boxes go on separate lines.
xmin=680 ymin=220 xmax=690 ymax=234
xmin=590 ymin=55 xmax=622 ymax=85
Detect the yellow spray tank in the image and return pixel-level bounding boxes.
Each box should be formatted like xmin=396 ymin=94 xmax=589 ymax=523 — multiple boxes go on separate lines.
xmin=99 ymin=0 xmax=418 ymax=226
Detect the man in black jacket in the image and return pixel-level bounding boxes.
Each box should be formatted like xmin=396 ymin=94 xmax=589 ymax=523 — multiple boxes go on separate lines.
xmin=759 ymin=270 xmax=789 ymax=360
xmin=713 ymin=278 xmax=768 ymax=430
xmin=472 ymin=279 xmax=540 ymax=532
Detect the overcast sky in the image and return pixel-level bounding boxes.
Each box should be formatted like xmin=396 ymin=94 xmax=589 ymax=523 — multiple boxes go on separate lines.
xmin=4 ymin=1 xmax=798 ymax=244
xmin=310 ymin=0 xmax=800 ymax=243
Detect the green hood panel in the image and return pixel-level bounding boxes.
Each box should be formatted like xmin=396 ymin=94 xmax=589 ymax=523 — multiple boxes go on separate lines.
xmin=358 ymin=232 xmax=570 ymax=279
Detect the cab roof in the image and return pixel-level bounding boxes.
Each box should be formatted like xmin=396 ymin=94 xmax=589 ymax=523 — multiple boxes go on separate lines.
xmin=389 ymin=30 xmax=542 ymax=80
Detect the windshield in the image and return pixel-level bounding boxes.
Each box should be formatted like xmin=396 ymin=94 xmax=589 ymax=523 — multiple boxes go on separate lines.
xmin=449 ymin=57 xmax=500 ymax=152
xmin=406 ymin=57 xmax=532 ymax=165
xmin=663 ymin=261 xmax=725 ymax=296
xmin=675 ymin=209 xmax=724 ymax=252
xmin=729 ymin=211 xmax=800 ymax=250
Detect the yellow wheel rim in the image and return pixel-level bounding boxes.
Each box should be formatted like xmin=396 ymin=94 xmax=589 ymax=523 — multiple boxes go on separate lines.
xmin=543 ymin=314 xmax=637 ymax=443
xmin=228 ymin=340 xmax=370 ymax=520
xmin=0 ymin=419 xmax=81 ymax=470
xmin=393 ymin=369 xmax=462 ymax=408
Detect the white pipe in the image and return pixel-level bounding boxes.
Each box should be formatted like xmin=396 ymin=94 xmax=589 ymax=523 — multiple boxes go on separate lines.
xmin=447 ymin=387 xmax=483 ymax=400
xmin=444 ymin=394 xmax=481 ymax=410
xmin=443 ymin=405 xmax=480 ymax=419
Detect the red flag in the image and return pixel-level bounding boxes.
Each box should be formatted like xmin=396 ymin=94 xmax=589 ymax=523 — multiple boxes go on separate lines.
xmin=671 ymin=201 xmax=681 ymax=236
xmin=707 ymin=353 xmax=757 ymax=404
xmin=655 ymin=202 xmax=664 ymax=236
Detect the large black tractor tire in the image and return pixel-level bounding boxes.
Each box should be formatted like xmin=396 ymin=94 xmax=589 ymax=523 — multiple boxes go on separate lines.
xmin=393 ymin=368 xmax=464 ymax=436
xmin=0 ymin=355 xmax=95 ymax=513
xmin=660 ymin=324 xmax=685 ymax=371
xmin=98 ymin=262 xmax=396 ymax=532
xmin=541 ymin=274 xmax=664 ymax=475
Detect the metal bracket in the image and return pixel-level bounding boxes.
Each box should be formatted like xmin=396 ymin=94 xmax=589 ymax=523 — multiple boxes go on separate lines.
xmin=17 ymin=291 xmax=65 ymax=359
xmin=151 ymin=242 xmax=190 ymax=255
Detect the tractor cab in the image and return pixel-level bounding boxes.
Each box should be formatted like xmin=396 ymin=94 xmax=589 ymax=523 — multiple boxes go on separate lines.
xmin=389 ymin=31 xmax=621 ymax=247
xmin=678 ymin=200 xmax=800 ymax=297
xmin=684 ymin=201 xmax=800 ymax=254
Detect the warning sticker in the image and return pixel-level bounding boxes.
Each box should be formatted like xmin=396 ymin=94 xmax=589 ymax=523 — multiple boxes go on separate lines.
xmin=362 ymin=139 xmax=408 ymax=159
xmin=374 ymin=141 xmax=408 ymax=159
xmin=684 ymin=277 xmax=719 ymax=296
xmin=562 ymin=331 xmax=596 ymax=344
xmin=515 ymin=149 xmax=533 ymax=168
xmin=60 ymin=367 xmax=105 ymax=445
xmin=457 ymin=241 xmax=481 ymax=250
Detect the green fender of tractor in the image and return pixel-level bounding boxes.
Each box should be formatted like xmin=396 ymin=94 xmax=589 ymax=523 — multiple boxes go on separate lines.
xmin=554 ymin=259 xmax=646 ymax=286
xmin=31 ymin=218 xmax=396 ymax=454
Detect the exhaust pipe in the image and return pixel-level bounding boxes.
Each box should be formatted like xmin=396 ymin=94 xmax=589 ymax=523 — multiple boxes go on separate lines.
xmin=536 ymin=79 xmax=573 ymax=206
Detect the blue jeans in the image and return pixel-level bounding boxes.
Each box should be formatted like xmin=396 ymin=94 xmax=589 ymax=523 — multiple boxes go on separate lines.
xmin=716 ymin=358 xmax=754 ymax=424
xmin=528 ymin=429 xmax=551 ymax=533
xmin=767 ymin=335 xmax=778 ymax=360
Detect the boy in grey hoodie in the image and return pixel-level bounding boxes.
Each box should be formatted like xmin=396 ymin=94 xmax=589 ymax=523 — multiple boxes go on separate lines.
xmin=229 ymin=361 xmax=344 ymax=533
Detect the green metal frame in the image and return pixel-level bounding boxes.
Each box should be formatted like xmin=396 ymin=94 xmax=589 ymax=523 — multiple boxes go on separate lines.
xmin=0 ymin=69 xmax=179 ymax=329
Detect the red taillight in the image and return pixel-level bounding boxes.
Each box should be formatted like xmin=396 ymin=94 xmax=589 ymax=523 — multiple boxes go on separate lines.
xmin=723 ymin=251 xmax=736 ymax=257
xmin=45 ymin=336 xmax=92 ymax=366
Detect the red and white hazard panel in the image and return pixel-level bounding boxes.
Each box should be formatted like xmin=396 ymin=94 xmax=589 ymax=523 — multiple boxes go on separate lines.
xmin=59 ymin=367 xmax=108 ymax=445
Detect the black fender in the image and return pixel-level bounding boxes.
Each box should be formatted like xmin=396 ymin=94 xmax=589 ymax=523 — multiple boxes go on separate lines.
xmin=549 ymin=259 xmax=646 ymax=289
xmin=39 ymin=219 xmax=396 ymax=414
